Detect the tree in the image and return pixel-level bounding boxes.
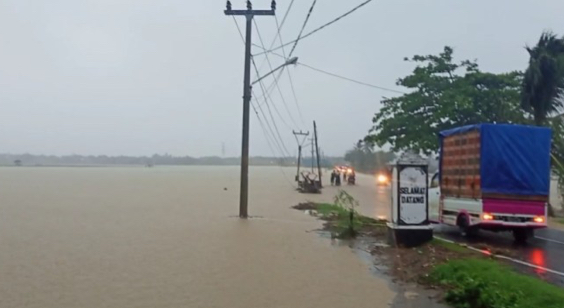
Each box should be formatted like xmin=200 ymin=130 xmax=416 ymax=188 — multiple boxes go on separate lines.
xmin=344 ymin=140 xmax=394 ymax=173
xmin=366 ymin=46 xmax=525 ymax=154
xmin=521 ymin=31 xmax=564 ymax=125
xmin=550 ymin=115 xmax=564 ymax=213
xmin=14 ymin=159 xmax=22 ymax=166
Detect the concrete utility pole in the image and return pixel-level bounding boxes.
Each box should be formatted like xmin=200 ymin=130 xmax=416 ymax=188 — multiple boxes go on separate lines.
xmin=313 ymin=121 xmax=322 ymax=187
xmin=224 ymin=1 xmax=276 ymax=218
xmin=293 ymin=130 xmax=309 ymax=181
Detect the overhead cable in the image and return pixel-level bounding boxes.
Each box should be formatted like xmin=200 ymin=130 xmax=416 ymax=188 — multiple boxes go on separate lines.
xmin=253 ymin=19 xmax=300 ymax=129
xmin=254 ymin=0 xmax=374 ymax=56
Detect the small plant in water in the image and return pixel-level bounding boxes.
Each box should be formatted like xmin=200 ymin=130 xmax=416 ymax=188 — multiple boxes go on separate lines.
xmin=334 ymin=190 xmax=359 ymax=212
xmin=334 ymin=190 xmax=360 ymax=238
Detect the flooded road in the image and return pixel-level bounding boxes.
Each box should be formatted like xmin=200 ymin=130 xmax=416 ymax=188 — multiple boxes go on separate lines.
xmin=0 ymin=166 xmax=394 ymax=308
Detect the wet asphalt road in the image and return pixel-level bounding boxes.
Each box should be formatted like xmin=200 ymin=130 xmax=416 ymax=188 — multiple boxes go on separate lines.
xmin=351 ymin=174 xmax=564 ymax=287
xmin=435 ymin=225 xmax=564 ymax=286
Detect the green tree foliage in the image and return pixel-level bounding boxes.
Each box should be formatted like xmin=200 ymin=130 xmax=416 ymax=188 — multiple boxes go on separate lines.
xmin=522 ymin=31 xmax=564 ymax=213
xmin=550 ymin=117 xmax=564 ymax=207
xmin=366 ymin=46 xmax=525 ymax=154
xmin=344 ymin=140 xmax=394 ymax=173
xmin=522 ymin=31 xmax=564 ymax=125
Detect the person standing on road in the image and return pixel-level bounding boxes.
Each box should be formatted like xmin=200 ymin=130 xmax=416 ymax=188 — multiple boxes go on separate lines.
xmin=330 ymin=169 xmax=336 ymax=186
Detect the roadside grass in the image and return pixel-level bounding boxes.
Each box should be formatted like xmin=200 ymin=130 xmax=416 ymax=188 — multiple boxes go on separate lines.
xmin=556 ymin=218 xmax=564 ymax=225
xmin=430 ymin=258 xmax=564 ymax=308
xmin=295 ymin=192 xmax=564 ymax=308
xmin=431 ymin=238 xmax=467 ymax=253
xmin=315 ymin=202 xmax=385 ymax=238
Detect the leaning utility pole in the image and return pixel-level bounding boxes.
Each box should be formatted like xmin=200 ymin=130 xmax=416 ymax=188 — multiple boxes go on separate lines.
xmin=224 ymin=0 xmax=276 ymax=218
xmin=310 ymin=138 xmax=315 ymax=173
xmin=293 ymin=130 xmax=309 ymax=182
xmin=313 ymin=121 xmax=322 ymax=187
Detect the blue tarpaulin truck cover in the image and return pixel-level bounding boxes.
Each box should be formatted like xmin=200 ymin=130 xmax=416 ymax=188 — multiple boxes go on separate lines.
xmin=439 ymin=124 xmax=552 ymax=197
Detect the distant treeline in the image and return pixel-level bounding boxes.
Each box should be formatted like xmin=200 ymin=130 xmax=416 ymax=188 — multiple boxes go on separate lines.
xmin=343 ymin=141 xmax=438 ymax=174
xmin=0 ymin=153 xmax=345 ymax=167
xmin=344 ymin=142 xmax=395 ymax=174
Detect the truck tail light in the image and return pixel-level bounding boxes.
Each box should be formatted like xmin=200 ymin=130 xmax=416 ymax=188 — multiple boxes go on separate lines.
xmin=482 ymin=213 xmax=494 ymax=220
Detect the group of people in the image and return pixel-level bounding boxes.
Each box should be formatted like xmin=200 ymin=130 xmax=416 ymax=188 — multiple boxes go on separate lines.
xmin=330 ymin=169 xmax=342 ymax=186
xmin=330 ymin=167 xmax=355 ymax=186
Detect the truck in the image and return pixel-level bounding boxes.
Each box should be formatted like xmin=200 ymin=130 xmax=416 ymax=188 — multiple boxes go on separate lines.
xmin=429 ymin=124 xmax=552 ymax=242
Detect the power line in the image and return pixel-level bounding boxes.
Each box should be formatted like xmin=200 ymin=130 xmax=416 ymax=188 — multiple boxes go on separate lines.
xmin=232 ymin=16 xmax=292 ymax=155
xmin=285 ymin=68 xmax=305 ymax=124
xmin=288 ymin=0 xmax=318 ymax=58
xmin=235 ymin=10 xmax=303 ymax=126
xmin=231 ymin=13 xmax=294 ymax=187
xmin=274 ymin=14 xmax=305 ymax=125
xmin=252 ymin=58 xmax=292 ymax=131
xmin=251 ymin=89 xmax=288 ymax=159
xmin=251 ymin=57 xmax=293 ymax=158
xmin=251 ymin=99 xmax=295 ymax=188
xmin=255 ymin=68 xmax=285 ymax=101
xmin=297 ymin=61 xmax=407 ymax=94
xmin=265 ymin=51 xmax=406 ymax=94
xmin=254 ymin=0 xmax=374 ymax=57
xmin=257 ymin=0 xmax=296 ymax=73
xmin=270 ymin=0 xmax=295 ymax=50
xmin=231 ymin=16 xmax=245 ymax=43
xmin=253 ymin=19 xmax=300 ymax=129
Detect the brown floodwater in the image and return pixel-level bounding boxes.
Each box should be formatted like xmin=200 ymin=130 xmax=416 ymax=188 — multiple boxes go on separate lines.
xmin=0 ymin=166 xmax=394 ymax=308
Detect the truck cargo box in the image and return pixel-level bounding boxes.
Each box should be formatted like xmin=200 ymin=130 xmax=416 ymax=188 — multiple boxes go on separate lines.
xmin=439 ymin=124 xmax=551 ymax=201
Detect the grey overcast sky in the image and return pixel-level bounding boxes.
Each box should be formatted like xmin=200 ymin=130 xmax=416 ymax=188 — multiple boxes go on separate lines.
xmin=1 ymin=0 xmax=563 ymax=157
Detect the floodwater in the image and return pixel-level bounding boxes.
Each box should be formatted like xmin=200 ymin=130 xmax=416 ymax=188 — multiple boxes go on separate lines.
xmin=0 ymin=166 xmax=394 ymax=308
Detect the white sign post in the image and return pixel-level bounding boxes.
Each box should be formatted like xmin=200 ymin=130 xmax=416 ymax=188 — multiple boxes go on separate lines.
xmin=388 ymin=152 xmax=433 ymax=247
xmin=399 ymin=166 xmax=428 ymax=225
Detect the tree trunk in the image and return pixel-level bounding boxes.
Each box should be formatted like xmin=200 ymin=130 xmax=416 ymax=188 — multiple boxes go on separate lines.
xmin=534 ymin=111 xmax=545 ymax=126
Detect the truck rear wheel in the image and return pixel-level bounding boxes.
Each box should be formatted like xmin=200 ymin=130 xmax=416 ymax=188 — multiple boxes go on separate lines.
xmin=513 ymin=229 xmax=529 ymax=243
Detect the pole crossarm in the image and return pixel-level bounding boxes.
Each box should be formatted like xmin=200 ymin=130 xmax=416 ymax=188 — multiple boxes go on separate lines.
xmin=225 ymin=10 xmax=275 ymax=16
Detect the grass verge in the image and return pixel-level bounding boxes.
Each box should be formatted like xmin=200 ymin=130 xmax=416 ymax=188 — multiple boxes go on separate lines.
xmin=431 ymin=238 xmax=467 ymax=253
xmin=292 ymin=200 xmax=386 ymax=239
xmin=430 ymin=258 xmax=564 ymax=308
xmin=294 ymin=193 xmax=564 ymax=308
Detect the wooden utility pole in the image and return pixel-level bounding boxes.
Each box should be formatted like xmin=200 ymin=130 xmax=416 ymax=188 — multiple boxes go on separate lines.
xmin=314 ymin=121 xmax=322 ymax=187
xmin=310 ymin=138 xmax=315 ymax=173
xmin=224 ymin=1 xmax=276 ymax=218
xmin=292 ymin=130 xmax=309 ymax=182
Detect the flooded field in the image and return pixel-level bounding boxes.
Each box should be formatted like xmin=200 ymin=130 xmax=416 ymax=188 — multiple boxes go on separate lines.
xmin=0 ymin=166 xmax=394 ymax=308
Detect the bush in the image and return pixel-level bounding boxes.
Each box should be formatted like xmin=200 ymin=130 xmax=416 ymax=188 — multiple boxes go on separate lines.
xmin=431 ymin=258 xmax=564 ymax=308
xmin=441 ymin=273 xmax=520 ymax=308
